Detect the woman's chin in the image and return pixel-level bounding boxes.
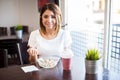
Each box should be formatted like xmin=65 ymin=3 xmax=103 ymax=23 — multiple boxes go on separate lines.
xmin=47 ymin=27 xmax=53 ymax=30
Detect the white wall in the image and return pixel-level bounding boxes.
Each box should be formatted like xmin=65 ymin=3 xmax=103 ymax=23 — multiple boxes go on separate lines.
xmin=0 ymin=0 xmax=39 ymax=33
xmin=19 ymin=0 xmax=39 ymax=31
xmin=0 ymin=0 xmax=64 ymax=33
xmin=0 ymin=0 xmax=19 ymax=27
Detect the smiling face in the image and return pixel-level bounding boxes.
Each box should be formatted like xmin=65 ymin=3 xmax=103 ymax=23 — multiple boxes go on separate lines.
xmin=42 ymin=10 xmax=56 ymax=30
xmin=40 ymin=3 xmax=62 ymax=34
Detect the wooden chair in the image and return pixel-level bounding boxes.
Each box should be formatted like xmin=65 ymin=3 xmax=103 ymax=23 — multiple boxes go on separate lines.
xmin=0 ymin=49 xmax=8 ymax=68
xmin=22 ymin=25 xmax=29 ymax=34
xmin=10 ymin=26 xmax=16 ymax=35
xmin=0 ymin=27 xmax=8 ymax=36
xmin=0 ymin=39 xmax=23 ymax=66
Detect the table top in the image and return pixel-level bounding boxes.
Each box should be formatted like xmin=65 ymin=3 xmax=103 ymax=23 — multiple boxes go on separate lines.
xmin=0 ymin=56 xmax=120 ymax=80
xmin=0 ymin=34 xmax=29 ymax=42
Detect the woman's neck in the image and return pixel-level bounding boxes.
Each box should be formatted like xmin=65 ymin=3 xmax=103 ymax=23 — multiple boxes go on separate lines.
xmin=40 ymin=29 xmax=57 ymax=39
xmin=46 ymin=29 xmax=54 ymax=35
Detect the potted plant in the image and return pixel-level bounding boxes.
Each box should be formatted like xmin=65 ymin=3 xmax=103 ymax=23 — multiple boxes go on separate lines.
xmin=85 ymin=48 xmax=101 ymax=74
xmin=15 ymin=24 xmax=23 ymax=39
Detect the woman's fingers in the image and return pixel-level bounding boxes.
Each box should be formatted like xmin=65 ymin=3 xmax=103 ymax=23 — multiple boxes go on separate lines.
xmin=27 ymin=48 xmax=39 ymax=55
xmin=27 ymin=48 xmax=39 ymax=62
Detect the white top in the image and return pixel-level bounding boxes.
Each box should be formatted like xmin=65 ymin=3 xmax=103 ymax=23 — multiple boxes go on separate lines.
xmin=28 ymin=29 xmax=73 ymax=57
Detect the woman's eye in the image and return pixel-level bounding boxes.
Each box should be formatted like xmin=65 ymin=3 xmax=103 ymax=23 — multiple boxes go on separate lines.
xmin=51 ymin=15 xmax=55 ymax=18
xmin=43 ymin=15 xmax=48 ymax=18
xmin=43 ymin=15 xmax=55 ymax=19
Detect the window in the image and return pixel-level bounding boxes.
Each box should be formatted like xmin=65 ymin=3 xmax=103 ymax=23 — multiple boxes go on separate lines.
xmin=107 ymin=0 xmax=120 ymax=73
xmin=67 ymin=0 xmax=104 ymax=57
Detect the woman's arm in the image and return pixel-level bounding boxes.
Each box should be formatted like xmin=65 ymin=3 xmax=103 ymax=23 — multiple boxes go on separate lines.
xmin=27 ymin=30 xmax=39 ymax=63
xmin=63 ymin=30 xmax=74 ymax=57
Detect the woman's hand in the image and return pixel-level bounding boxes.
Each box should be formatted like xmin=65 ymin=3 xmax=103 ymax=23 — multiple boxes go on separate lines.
xmin=27 ymin=47 xmax=39 ymax=63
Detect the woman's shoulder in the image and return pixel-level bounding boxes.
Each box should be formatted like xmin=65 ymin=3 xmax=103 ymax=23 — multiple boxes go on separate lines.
xmin=59 ymin=29 xmax=71 ymax=35
xmin=59 ymin=28 xmax=70 ymax=33
xmin=57 ymin=29 xmax=71 ymax=39
xmin=30 ymin=29 xmax=39 ymax=35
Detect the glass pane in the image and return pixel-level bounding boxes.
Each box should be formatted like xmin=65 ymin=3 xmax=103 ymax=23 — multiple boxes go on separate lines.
xmin=109 ymin=0 xmax=120 ymax=73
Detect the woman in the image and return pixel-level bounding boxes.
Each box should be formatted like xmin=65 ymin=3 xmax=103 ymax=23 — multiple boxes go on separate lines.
xmin=27 ymin=3 xmax=73 ymax=63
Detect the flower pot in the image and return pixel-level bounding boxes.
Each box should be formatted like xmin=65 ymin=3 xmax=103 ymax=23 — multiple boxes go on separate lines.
xmin=85 ymin=59 xmax=100 ymax=74
xmin=16 ymin=30 xmax=23 ymax=39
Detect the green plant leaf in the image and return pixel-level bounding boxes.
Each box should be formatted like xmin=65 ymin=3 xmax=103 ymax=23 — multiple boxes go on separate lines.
xmin=85 ymin=48 xmax=100 ymax=60
xmin=15 ymin=24 xmax=23 ymax=30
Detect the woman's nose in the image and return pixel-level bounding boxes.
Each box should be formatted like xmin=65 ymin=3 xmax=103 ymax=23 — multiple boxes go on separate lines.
xmin=47 ymin=17 xmax=52 ymax=22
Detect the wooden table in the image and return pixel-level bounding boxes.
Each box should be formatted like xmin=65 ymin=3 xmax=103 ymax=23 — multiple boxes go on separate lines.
xmin=0 ymin=34 xmax=29 ymax=42
xmin=0 ymin=56 xmax=120 ymax=80
xmin=0 ymin=34 xmax=30 ymax=66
